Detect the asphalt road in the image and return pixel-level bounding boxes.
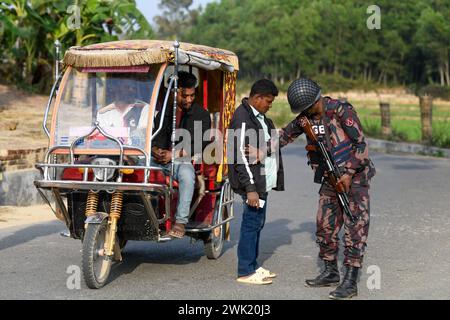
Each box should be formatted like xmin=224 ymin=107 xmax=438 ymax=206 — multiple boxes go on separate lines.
xmin=1 ymin=143 xmax=450 ymax=300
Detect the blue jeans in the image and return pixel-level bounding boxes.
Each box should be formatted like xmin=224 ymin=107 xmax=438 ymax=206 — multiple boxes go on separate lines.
xmin=151 ymin=159 xmax=195 ymax=225
xmin=237 ymin=194 xmax=268 ymax=277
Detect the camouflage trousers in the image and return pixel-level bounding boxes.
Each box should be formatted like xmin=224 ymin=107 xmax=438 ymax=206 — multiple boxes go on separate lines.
xmin=315 ymin=182 xmax=370 ymax=268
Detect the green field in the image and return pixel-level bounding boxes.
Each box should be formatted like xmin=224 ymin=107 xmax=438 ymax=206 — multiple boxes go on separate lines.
xmin=268 ymin=99 xmax=450 ymax=149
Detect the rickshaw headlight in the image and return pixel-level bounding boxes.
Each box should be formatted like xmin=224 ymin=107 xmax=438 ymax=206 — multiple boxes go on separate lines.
xmin=91 ymin=158 xmax=116 ymax=181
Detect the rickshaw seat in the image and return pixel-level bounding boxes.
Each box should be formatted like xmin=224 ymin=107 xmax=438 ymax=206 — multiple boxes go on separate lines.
xmin=147 ymin=163 xmax=217 ymax=191
xmin=147 ymin=169 xmax=178 ymax=188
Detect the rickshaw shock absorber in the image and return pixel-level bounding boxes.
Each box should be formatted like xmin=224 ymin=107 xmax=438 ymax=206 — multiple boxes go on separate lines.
xmin=105 ymin=191 xmax=123 ymax=257
xmin=85 ymin=191 xmax=99 ymax=217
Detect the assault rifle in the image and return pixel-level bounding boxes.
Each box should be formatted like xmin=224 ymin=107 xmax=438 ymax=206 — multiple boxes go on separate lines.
xmin=299 ymin=116 xmax=356 ymax=225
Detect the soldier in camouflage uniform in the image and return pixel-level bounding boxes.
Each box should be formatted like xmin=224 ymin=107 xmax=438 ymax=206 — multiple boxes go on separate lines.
xmin=279 ymin=78 xmax=375 ymax=299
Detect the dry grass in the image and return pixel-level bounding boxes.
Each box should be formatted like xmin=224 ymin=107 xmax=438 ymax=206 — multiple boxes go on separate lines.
xmin=267 ymin=90 xmax=450 ymax=148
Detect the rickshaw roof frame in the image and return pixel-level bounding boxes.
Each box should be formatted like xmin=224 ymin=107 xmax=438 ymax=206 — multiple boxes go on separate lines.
xmin=79 ymin=66 xmax=151 ymax=73
xmin=63 ymin=40 xmax=239 ymax=72
xmin=49 ymin=40 xmax=239 ymax=170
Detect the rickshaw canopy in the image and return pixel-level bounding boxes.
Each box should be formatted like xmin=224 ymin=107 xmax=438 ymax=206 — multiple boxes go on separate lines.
xmin=63 ymin=40 xmax=239 ymax=72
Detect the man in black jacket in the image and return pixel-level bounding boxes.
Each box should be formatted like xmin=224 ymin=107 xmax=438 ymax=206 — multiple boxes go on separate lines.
xmin=152 ymin=71 xmax=211 ymax=238
xmin=227 ymin=79 xmax=284 ymax=285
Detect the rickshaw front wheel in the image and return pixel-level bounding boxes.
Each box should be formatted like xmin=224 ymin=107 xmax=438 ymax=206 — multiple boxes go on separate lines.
xmin=82 ymin=221 xmax=113 ymax=289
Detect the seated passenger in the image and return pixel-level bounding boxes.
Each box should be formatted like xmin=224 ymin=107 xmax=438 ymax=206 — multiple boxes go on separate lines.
xmin=152 ymin=71 xmax=211 ymax=238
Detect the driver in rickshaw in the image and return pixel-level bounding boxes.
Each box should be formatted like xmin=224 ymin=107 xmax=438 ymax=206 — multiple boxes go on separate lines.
xmin=152 ymin=71 xmax=212 ymax=238
xmin=96 ymin=81 xmax=149 ymax=131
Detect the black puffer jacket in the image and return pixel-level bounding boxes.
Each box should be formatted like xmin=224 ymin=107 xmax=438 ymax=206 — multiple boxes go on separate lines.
xmin=227 ymin=98 xmax=284 ymax=197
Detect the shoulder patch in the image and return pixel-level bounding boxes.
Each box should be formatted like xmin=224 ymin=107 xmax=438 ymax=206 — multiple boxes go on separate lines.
xmin=299 ymin=117 xmax=308 ymax=128
xmin=345 ymin=117 xmax=354 ymax=127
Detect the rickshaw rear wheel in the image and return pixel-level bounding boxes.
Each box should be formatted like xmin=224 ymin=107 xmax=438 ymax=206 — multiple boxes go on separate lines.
xmin=82 ymin=220 xmax=113 ymax=289
xmin=203 ymin=199 xmax=227 ymax=260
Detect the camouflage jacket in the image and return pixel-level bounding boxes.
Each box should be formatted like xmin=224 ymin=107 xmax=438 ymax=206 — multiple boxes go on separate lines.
xmin=279 ymin=97 xmax=376 ymax=186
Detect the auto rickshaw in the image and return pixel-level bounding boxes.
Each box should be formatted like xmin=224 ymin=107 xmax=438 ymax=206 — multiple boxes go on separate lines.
xmin=34 ymin=40 xmax=239 ymax=288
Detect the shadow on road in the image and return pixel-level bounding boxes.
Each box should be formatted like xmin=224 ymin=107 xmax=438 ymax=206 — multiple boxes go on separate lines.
xmin=0 ymin=222 xmax=61 ymax=251
xmin=107 ymin=239 xmax=206 ymax=283
xmin=224 ymin=201 xmax=321 ymax=269
xmin=223 ymin=215 xmax=317 ymax=267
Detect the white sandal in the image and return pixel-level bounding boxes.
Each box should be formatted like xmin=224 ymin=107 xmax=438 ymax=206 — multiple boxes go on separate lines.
xmin=236 ymin=272 xmax=273 ymax=285
xmin=256 ymin=267 xmax=277 ymax=278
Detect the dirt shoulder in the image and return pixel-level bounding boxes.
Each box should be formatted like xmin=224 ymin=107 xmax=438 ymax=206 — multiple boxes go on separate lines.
xmin=0 ymin=84 xmax=48 ymax=150
xmin=0 ymin=205 xmax=58 ymax=229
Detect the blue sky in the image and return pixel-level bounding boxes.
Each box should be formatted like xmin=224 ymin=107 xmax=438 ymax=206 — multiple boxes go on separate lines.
xmin=136 ymin=0 xmax=214 ymax=26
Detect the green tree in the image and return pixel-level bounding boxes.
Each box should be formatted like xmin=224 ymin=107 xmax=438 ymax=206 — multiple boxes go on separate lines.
xmin=154 ymin=0 xmax=199 ymax=40
xmin=0 ymin=0 xmax=153 ymax=91
xmin=415 ymin=6 xmax=450 ymax=86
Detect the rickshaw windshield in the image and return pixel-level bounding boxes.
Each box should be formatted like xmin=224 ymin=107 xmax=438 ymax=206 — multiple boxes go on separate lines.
xmin=54 ymin=67 xmax=160 ymax=150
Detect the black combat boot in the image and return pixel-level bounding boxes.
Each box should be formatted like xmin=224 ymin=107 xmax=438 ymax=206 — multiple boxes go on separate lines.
xmin=305 ymin=260 xmax=340 ymax=287
xmin=329 ymin=266 xmax=359 ymax=300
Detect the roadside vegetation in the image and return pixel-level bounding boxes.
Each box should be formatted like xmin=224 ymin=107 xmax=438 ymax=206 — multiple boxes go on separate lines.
xmin=267 ymin=95 xmax=450 ymax=149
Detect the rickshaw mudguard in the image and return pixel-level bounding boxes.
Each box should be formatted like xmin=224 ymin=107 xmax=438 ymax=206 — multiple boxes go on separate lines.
xmin=85 ymin=212 xmax=109 ymax=225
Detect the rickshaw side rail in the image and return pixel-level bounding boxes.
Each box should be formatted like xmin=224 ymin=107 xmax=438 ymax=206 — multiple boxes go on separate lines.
xmin=151 ymin=76 xmax=174 ymax=141
xmin=185 ymin=216 xmax=234 ymax=233
xmin=43 ymin=74 xmax=63 ymax=138
xmin=34 ymin=180 xmax=168 ymax=192
xmin=184 ymin=180 xmax=235 ymax=234
xmin=36 ymin=162 xmax=163 ymax=184
xmin=36 ymin=163 xmax=164 ymax=171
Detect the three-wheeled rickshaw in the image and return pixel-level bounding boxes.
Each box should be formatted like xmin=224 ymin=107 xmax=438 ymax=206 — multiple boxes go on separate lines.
xmin=34 ymin=40 xmax=239 ymax=288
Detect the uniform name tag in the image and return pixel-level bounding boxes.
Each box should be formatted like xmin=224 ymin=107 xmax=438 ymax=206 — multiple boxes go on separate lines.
xmin=312 ymin=125 xmax=325 ymax=135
